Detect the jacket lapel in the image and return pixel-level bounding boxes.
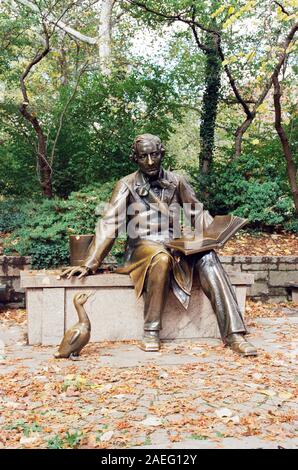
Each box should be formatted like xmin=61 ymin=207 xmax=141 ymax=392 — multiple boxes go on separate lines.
xmin=133 ymin=170 xmax=178 ymax=218
xmin=134 ymin=169 xmax=177 ymax=201
xmin=161 ymin=170 xmax=177 ymax=205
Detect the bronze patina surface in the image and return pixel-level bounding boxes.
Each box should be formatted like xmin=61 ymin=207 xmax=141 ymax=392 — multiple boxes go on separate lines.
xmin=54 ymin=292 xmax=91 ymax=359
xmin=69 ymin=235 xmax=94 ymax=267
xmin=61 ymin=134 xmax=257 ymax=356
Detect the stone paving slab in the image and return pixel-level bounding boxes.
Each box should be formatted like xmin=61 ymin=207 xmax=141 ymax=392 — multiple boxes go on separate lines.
xmin=0 ymin=317 xmax=297 ymax=371
xmin=0 ymin=312 xmax=297 ymax=449
xmin=136 ymin=436 xmax=298 ymax=449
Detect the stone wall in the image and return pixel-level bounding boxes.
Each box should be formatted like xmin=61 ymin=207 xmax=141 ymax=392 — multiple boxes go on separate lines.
xmin=0 ymin=255 xmax=297 ymax=306
xmin=219 ymin=255 xmax=298 ymax=302
xmin=0 ymin=256 xmax=31 ymax=306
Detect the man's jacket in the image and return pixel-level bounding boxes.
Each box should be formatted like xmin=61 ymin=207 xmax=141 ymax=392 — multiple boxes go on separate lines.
xmin=83 ymin=168 xmax=213 ymax=308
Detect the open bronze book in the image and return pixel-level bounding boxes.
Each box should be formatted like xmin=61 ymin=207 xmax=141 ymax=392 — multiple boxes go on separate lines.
xmin=165 ymin=215 xmax=248 ymax=255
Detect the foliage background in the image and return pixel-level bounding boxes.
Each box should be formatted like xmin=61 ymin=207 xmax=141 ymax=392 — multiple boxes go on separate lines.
xmin=0 ymin=0 xmax=297 ymax=267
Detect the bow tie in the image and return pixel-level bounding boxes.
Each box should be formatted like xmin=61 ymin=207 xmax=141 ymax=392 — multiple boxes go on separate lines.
xmin=136 ymin=179 xmax=172 ymax=197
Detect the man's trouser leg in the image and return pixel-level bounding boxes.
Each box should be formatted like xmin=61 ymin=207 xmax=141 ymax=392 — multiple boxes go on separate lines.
xmin=143 ymin=252 xmax=171 ymax=332
xmin=194 ymin=250 xmax=247 ymax=342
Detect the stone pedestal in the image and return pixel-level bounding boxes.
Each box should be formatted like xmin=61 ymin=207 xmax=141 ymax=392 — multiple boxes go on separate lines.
xmin=286 ymin=282 xmax=298 ymax=302
xmin=21 ymin=270 xmax=254 ymax=346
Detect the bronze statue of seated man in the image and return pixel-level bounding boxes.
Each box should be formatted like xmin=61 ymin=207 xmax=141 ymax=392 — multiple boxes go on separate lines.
xmin=62 ymin=134 xmax=257 ymax=356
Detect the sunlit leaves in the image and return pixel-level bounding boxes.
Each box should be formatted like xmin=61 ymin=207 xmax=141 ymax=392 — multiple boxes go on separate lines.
xmin=211 ymin=5 xmax=226 ymax=18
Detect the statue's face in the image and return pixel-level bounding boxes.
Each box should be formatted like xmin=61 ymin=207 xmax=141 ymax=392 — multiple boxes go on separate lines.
xmin=135 ymin=139 xmax=162 ymax=178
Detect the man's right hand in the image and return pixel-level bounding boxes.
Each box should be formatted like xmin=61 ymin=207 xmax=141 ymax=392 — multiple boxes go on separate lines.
xmin=60 ymin=266 xmax=91 ymax=280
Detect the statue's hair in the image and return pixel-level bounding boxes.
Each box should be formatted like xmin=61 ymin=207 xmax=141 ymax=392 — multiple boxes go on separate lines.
xmin=130 ymin=134 xmax=165 ymax=161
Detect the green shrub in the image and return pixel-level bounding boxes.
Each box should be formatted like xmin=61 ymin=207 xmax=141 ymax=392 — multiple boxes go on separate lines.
xmin=0 ymin=199 xmax=29 ymax=232
xmin=284 ymin=219 xmax=298 ymax=233
xmin=232 ymin=183 xmax=294 ymax=226
xmin=3 ymin=181 xmax=127 ymax=268
xmin=191 ymin=153 xmax=297 ymax=230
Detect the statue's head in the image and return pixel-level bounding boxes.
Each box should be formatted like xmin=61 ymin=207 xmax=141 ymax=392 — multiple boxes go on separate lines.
xmin=131 ymin=134 xmax=165 ymax=178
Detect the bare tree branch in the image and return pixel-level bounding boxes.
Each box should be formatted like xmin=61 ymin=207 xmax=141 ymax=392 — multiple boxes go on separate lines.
xmin=20 ymin=22 xmax=50 ymax=103
xmin=222 ymin=98 xmax=256 ymax=105
xmin=254 ymin=23 xmax=297 ymax=111
xmin=188 ymin=3 xmax=212 ymax=53
xmin=15 ymin=0 xmax=97 ymax=44
xmin=215 ymin=34 xmax=253 ymax=119
xmin=126 ymin=0 xmax=220 ymax=36
xmin=234 ymin=21 xmax=298 ymax=156
xmin=190 ymin=24 xmax=212 ymax=53
xmin=98 ymin=0 xmax=116 ymax=74
xmin=274 ymin=1 xmax=290 ymax=16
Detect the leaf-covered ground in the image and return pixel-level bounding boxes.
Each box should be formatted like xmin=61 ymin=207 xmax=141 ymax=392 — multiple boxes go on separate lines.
xmin=0 ymin=302 xmax=297 ymax=449
xmin=218 ymin=231 xmax=298 ymax=256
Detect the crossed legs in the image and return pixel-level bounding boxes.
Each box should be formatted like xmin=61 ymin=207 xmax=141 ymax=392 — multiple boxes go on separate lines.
xmin=194 ymin=251 xmax=257 ymax=356
xmin=194 ymin=250 xmax=246 ymax=339
xmin=141 ymin=250 xmax=257 ymax=356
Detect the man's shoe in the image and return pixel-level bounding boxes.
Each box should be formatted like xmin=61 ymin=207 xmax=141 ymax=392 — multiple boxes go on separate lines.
xmin=226 ymin=333 xmax=257 ymax=357
xmin=140 ymin=331 xmax=160 ymax=352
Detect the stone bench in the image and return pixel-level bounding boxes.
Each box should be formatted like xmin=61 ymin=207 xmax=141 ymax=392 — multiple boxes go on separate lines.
xmin=20 ymin=270 xmax=254 ymax=346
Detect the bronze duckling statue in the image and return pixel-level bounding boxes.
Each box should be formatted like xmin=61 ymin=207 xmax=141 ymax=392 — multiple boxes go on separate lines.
xmin=54 ymin=292 xmax=91 ymax=360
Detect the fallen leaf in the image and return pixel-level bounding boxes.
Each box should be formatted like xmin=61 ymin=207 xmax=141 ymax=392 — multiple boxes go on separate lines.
xmin=259 ymin=389 xmax=277 ymax=397
xmin=227 ymin=415 xmax=240 ymax=425
xmin=4 ymin=401 xmax=28 ymax=410
xmin=20 ymin=435 xmax=40 ymax=445
xmin=85 ymin=434 xmax=98 ymax=448
xmin=141 ymin=417 xmax=162 ymax=427
xmin=100 ymin=431 xmax=114 ymax=442
xmin=215 ymin=408 xmax=234 ymax=418
xmin=66 ymin=387 xmax=80 ymax=397
xmin=278 ymin=391 xmax=293 ymax=400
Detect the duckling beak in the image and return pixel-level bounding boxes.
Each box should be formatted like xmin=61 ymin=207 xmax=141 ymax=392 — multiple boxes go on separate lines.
xmin=85 ymin=290 xmax=95 ymax=298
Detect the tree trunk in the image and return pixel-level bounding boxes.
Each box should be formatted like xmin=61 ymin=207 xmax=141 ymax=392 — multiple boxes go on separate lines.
xmin=199 ymin=34 xmax=221 ymax=194
xmin=19 ymin=23 xmax=53 ymax=198
xmin=98 ymin=0 xmax=116 ymax=74
xmin=273 ymin=74 xmax=298 ymax=216
xmin=20 ymin=102 xmax=53 ymax=199
xmin=232 ymin=21 xmax=298 ymax=158
xmin=235 ymin=114 xmax=254 ymax=157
